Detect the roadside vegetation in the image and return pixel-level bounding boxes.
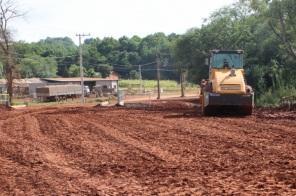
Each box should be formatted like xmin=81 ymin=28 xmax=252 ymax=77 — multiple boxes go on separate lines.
xmin=256 ymin=87 xmax=296 ymax=107
xmin=119 ymin=80 xmax=196 ymax=90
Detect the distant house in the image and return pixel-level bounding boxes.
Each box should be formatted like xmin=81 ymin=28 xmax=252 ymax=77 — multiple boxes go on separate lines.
xmin=0 ymin=78 xmax=46 ymax=97
xmin=0 ymin=72 xmax=119 ymax=97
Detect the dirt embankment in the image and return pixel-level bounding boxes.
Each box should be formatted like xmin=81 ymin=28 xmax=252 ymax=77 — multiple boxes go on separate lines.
xmin=0 ymin=99 xmax=295 ymax=195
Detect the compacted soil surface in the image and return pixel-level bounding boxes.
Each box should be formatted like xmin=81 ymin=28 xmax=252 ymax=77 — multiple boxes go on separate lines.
xmin=0 ymin=98 xmax=295 ymax=195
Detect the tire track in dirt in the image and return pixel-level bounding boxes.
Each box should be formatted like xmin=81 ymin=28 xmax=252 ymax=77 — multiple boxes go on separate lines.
xmin=38 ymin=113 xmax=152 ymax=163
xmin=102 ymin=112 xmax=254 ymax=150
xmin=209 ymin=117 xmax=296 ymax=154
xmin=24 ymin=114 xmax=134 ymax=195
xmin=35 ymin=112 xmax=165 ymax=194
xmin=82 ymin=110 xmax=263 ymax=185
xmin=215 ymin=116 xmax=296 ymax=134
xmin=78 ymin=115 xmax=182 ymax=164
xmin=136 ymin=112 xmax=296 ymax=153
xmin=83 ymin=108 xmax=296 ymax=193
xmin=23 ymin=115 xmax=87 ymax=194
xmin=45 ymin=108 xmax=296 ymax=194
xmin=28 ymin=113 xmax=146 ymax=194
xmin=67 ymin=109 xmax=296 ymax=155
xmin=85 ymin=108 xmax=272 ymax=167
xmin=0 ymin=115 xmax=60 ymax=194
xmin=84 ymin=112 xmax=203 ymax=165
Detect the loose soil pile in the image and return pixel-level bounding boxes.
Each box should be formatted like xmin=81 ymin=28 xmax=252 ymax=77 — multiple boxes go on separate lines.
xmin=0 ymin=99 xmax=295 ymax=195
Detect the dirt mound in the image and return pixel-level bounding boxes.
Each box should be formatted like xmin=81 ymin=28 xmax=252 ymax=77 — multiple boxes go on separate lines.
xmin=125 ymin=99 xmax=198 ymax=112
xmin=0 ymin=99 xmax=295 ymax=195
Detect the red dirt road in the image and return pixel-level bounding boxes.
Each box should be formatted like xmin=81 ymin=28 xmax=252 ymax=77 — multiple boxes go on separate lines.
xmin=0 ymin=99 xmax=295 ymax=195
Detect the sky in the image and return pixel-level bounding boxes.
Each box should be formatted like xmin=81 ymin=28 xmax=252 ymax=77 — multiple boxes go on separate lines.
xmin=11 ymin=0 xmax=236 ymax=44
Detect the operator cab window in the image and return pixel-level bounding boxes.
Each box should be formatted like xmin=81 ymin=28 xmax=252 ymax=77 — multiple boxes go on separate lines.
xmin=211 ymin=53 xmax=243 ymax=69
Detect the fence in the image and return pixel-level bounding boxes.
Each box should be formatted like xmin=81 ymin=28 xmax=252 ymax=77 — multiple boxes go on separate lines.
xmin=0 ymin=94 xmax=9 ymax=106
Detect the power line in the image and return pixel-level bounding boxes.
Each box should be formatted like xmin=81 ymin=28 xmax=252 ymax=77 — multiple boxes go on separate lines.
xmin=111 ymin=61 xmax=156 ymax=68
xmin=139 ymin=62 xmax=156 ymax=66
xmin=113 ymin=67 xmax=177 ymax=72
xmin=143 ymin=68 xmax=177 ymax=71
xmin=12 ymin=52 xmax=78 ymax=59
xmin=12 ymin=56 xmax=174 ymax=72
xmin=13 ymin=54 xmax=156 ymax=68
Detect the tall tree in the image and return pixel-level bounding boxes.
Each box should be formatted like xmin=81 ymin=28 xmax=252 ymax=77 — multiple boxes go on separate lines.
xmin=0 ymin=0 xmax=22 ymax=103
xmin=267 ymin=0 xmax=296 ymax=60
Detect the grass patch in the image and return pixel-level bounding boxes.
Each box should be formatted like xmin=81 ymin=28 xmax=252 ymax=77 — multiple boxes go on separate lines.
xmin=11 ymin=100 xmax=27 ymax=106
xmin=119 ymin=79 xmax=197 ymax=91
xmin=256 ymin=87 xmax=296 ymax=107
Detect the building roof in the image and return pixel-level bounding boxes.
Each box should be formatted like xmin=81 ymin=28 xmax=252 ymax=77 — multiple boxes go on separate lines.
xmin=0 ymin=78 xmax=45 ymax=85
xmin=0 ymin=76 xmax=118 ymax=85
xmin=42 ymin=76 xmax=118 ymax=83
xmin=0 ymin=73 xmax=119 ymax=85
xmin=42 ymin=72 xmax=119 ymax=83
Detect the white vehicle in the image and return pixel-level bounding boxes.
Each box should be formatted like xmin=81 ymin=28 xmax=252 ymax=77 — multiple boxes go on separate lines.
xmin=84 ymin=86 xmax=90 ymax=96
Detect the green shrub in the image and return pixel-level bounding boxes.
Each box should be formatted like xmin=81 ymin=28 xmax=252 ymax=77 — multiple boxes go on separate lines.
xmin=256 ymin=87 xmax=296 ymax=107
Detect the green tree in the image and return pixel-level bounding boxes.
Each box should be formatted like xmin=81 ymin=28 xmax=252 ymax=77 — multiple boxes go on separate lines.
xmin=247 ymin=0 xmax=296 ymax=60
xmin=86 ymin=68 xmax=96 ymax=77
xmin=0 ymin=0 xmax=23 ymax=103
xmin=68 ymin=64 xmax=81 ymax=77
xmin=95 ymin=64 xmax=113 ymax=78
xmin=97 ymin=37 xmax=119 ymax=56
xmin=37 ymin=37 xmax=78 ymax=76
xmin=129 ymin=70 xmax=139 ymax=79
xmin=20 ymin=55 xmax=57 ymax=78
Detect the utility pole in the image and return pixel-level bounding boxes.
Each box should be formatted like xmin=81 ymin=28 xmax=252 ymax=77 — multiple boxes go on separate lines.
xmin=180 ymin=69 xmax=185 ymax=97
xmin=156 ymin=54 xmax=161 ymax=100
xmin=138 ymin=64 xmax=143 ymax=93
xmin=76 ymin=33 xmax=90 ymax=104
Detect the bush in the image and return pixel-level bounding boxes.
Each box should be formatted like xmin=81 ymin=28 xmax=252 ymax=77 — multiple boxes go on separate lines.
xmin=256 ymin=87 xmax=296 ymax=107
